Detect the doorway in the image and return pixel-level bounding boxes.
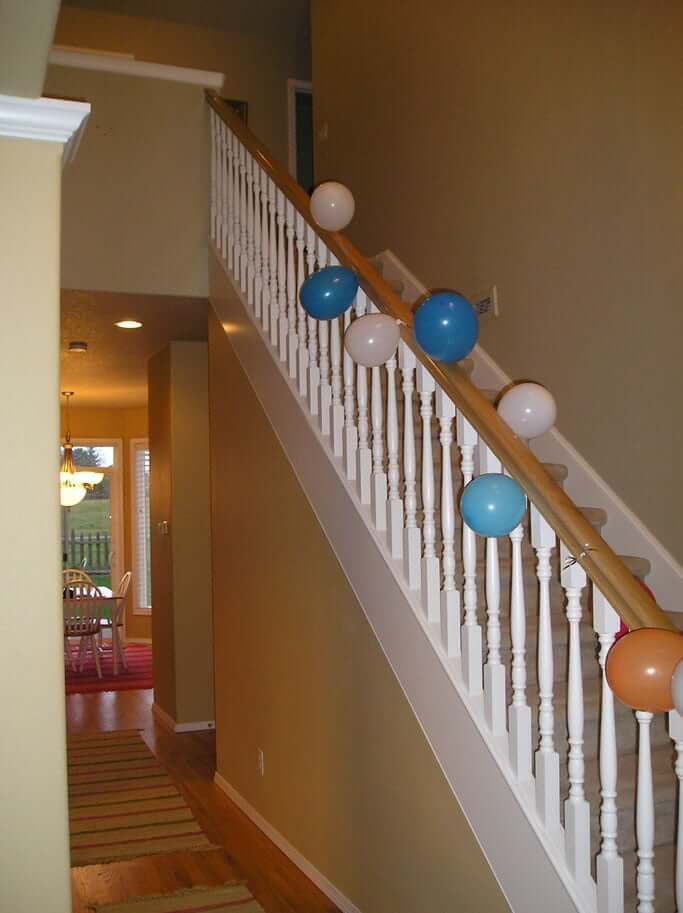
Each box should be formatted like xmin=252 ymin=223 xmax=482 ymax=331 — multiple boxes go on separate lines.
xmin=287 ymin=79 xmax=314 ymax=194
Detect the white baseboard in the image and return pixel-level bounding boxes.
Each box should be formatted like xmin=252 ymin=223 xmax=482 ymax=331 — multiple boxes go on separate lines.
xmin=374 ymin=248 xmax=683 ymax=614
xmin=214 ymin=772 xmax=361 ymax=913
xmin=152 ymin=702 xmax=215 ymax=733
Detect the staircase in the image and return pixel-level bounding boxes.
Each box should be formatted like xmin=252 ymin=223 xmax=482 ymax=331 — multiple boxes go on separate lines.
xmin=207 ymin=92 xmax=682 ymax=913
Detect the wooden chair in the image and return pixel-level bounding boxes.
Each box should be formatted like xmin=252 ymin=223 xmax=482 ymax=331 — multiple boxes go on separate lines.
xmin=62 ymin=568 xmax=94 ymax=587
xmin=63 ymin=581 xmax=103 ymax=678
xmin=100 ymin=571 xmax=132 ymax=673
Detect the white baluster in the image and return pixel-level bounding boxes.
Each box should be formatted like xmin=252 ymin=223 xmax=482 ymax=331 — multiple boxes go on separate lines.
xmin=239 ymin=143 xmax=248 ymax=292
xmin=509 ymin=520 xmax=532 ymax=780
xmin=635 ymin=710 xmax=655 ymax=913
xmin=386 ymin=349 xmax=403 ymax=560
xmin=478 ymin=443 xmax=506 ymax=735
xmin=593 ymin=587 xmax=624 ymax=913
xmin=306 ymin=225 xmax=319 ymax=415
xmin=226 ymin=126 xmax=234 ymax=271
xmin=457 ymin=412 xmax=482 ymax=695
xmin=330 ymin=312 xmax=344 ymax=457
xmin=560 ymin=543 xmax=591 ymax=888
xmin=342 ymin=305 xmax=357 ymax=480
xmin=400 ymin=343 xmax=420 ymax=589
xmin=530 ymin=504 xmax=561 ymax=837
xmin=418 ymin=364 xmax=438 ymax=622
xmin=370 ymin=347 xmax=387 ymax=531
xmin=668 ymin=710 xmax=683 ymax=913
xmin=259 ymin=168 xmax=270 ymax=335
xmin=232 ymin=137 xmax=242 ymax=278
xmin=436 ymin=388 xmax=459 ymax=656
xmin=268 ymin=180 xmax=278 ymax=348
xmin=277 ymin=189 xmax=287 ymax=361
xmin=355 ymin=291 xmax=372 ymax=504
xmin=317 ymin=240 xmax=332 ymax=436
xmin=252 ymin=164 xmax=262 ymax=321
xmin=285 ymin=201 xmax=297 ymax=377
xmin=295 ymin=213 xmax=308 ymax=396
xmin=210 ymin=112 xmax=217 ymax=244
xmin=246 ymin=156 xmax=255 ymax=305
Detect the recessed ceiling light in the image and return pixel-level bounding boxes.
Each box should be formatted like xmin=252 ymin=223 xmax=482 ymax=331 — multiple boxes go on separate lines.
xmin=68 ymin=340 xmax=88 ymax=353
xmin=115 ymin=319 xmax=143 ymax=329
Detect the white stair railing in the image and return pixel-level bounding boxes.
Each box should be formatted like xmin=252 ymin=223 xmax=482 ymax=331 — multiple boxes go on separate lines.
xmin=209 ymin=102 xmax=681 ymax=913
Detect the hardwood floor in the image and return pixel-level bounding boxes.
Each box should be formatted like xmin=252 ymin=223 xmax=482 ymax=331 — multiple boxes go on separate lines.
xmin=67 ymin=689 xmax=341 ymax=913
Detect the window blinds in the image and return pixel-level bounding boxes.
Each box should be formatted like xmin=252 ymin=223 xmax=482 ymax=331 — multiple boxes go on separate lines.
xmin=133 ymin=443 xmax=152 ymax=610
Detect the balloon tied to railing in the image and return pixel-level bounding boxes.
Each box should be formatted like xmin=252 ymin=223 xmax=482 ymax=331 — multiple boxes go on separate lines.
xmin=606 ymin=626 xmax=683 ymax=713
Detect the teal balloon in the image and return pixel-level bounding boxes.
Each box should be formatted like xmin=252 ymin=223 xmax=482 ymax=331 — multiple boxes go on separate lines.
xmin=413 ymin=291 xmax=479 ymax=363
xmin=299 ymin=265 xmax=358 ymax=320
xmin=460 ymin=473 xmax=526 ymax=537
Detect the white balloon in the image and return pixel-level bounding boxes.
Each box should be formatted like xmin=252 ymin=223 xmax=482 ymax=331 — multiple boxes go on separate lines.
xmin=344 ymin=314 xmax=399 ymax=367
xmin=672 ymin=660 xmax=683 ymax=715
xmin=497 ymin=382 xmax=557 ymax=440
xmin=310 ymin=181 xmax=355 ymax=232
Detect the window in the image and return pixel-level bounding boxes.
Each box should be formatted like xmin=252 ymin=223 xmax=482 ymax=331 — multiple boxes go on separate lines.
xmin=131 ymin=440 xmax=152 ymax=614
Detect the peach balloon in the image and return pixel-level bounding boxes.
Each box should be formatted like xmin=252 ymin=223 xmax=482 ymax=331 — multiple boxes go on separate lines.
xmin=606 ymin=628 xmax=683 ymax=712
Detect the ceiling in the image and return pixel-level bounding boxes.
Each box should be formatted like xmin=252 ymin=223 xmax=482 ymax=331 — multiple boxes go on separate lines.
xmin=61 ymin=289 xmax=208 ymax=408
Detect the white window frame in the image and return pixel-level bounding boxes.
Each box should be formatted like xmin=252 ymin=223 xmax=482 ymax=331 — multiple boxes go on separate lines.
xmin=130 ymin=438 xmax=152 ymax=616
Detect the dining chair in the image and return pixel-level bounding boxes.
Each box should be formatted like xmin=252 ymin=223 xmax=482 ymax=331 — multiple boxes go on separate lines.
xmin=62 ymin=568 xmax=94 ymax=586
xmin=100 ymin=571 xmax=132 ymax=673
xmin=63 ymin=581 xmax=103 ymax=678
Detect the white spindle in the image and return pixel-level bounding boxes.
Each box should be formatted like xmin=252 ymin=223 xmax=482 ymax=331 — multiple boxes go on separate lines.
xmin=560 ymin=543 xmax=591 ymax=888
xmin=668 ymin=710 xmax=683 ymax=913
xmin=268 ymin=180 xmax=278 ymax=348
xmin=253 ymin=164 xmax=262 ymax=321
xmin=245 ymin=154 xmax=255 ymax=305
xmin=530 ymin=504 xmax=561 ymax=836
xmin=330 ymin=313 xmax=344 ymax=457
xmin=386 ymin=350 xmax=403 ymax=560
xmin=277 ymin=190 xmax=287 ymax=360
xmin=370 ymin=350 xmax=387 ymax=531
xmin=509 ymin=521 xmax=532 ymax=780
xmin=306 ymin=225 xmax=319 ymax=415
xmin=295 ymin=213 xmax=308 ymax=396
xmin=478 ymin=444 xmax=506 ymax=735
xmin=400 ymin=343 xmax=420 ymax=589
xmin=239 ymin=143 xmax=248 ymax=292
xmin=457 ymin=412 xmax=481 ymax=695
xmin=285 ymin=201 xmax=297 ymax=377
xmin=436 ymin=388 xmax=458 ymax=656
xmin=355 ymin=291 xmax=372 ymax=504
xmin=210 ymin=112 xmax=217 ymax=244
xmin=635 ymin=710 xmax=655 ymax=913
xmin=593 ymin=587 xmax=624 ymax=913
xmin=260 ymin=168 xmax=270 ymax=335
xmin=232 ymin=136 xmax=242 ymax=278
xmin=226 ymin=126 xmax=234 ymax=271
xmin=317 ymin=241 xmax=332 ymax=436
xmin=418 ymin=364 xmax=438 ymax=622
xmin=220 ymin=125 xmax=228 ymax=260
xmin=342 ymin=306 xmax=357 ymax=480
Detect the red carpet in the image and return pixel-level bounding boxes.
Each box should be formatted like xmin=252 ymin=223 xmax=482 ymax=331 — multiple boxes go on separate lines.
xmin=65 ymin=643 xmax=153 ymax=694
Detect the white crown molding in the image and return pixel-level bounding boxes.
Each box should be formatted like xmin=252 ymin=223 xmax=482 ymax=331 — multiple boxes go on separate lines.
xmin=49 ymin=46 xmax=225 ymax=90
xmin=0 ymin=94 xmax=90 ymax=162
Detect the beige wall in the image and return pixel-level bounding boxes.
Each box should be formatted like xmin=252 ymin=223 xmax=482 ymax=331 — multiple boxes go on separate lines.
xmin=312 ymin=1 xmax=683 ymax=566
xmin=55 ymin=0 xmax=311 ymax=164
xmin=0 ymin=0 xmax=60 ymax=96
xmin=208 ymin=310 xmax=509 ymax=913
xmin=0 ymin=137 xmax=71 ymax=912
xmin=62 ymin=405 xmax=151 ymax=640
xmin=149 ymin=342 xmax=213 ymax=725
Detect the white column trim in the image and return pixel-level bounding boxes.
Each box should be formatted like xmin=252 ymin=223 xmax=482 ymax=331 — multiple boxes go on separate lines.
xmin=49 ymin=47 xmax=225 ymax=90
xmin=0 ymin=94 xmax=90 ymax=164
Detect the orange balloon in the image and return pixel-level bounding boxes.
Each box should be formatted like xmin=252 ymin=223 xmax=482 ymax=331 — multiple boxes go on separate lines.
xmin=606 ymin=628 xmax=683 ymax=711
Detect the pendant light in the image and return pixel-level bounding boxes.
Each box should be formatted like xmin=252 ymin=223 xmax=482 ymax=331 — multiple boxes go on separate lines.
xmin=60 ymin=392 xmax=104 ymax=507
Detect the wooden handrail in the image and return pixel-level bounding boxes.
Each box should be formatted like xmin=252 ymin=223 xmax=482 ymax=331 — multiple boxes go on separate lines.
xmin=207 ymin=90 xmax=674 ymax=633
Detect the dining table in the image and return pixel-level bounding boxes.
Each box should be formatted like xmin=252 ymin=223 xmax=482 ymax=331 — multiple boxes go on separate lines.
xmin=63 ymin=592 xmax=126 ymax=676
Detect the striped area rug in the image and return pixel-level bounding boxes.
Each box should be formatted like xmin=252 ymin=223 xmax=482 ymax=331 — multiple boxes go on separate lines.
xmin=93 ymin=883 xmax=265 ymax=912
xmin=68 ymin=730 xmax=216 ymax=866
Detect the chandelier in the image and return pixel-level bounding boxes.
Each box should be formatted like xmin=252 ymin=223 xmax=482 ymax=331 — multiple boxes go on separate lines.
xmin=60 ymin=392 xmax=104 ymax=507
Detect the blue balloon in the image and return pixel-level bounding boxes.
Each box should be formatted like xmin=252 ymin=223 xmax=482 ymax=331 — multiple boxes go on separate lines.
xmin=299 ymin=265 xmax=358 ymax=320
xmin=460 ymin=473 xmax=526 ymax=538
xmin=413 ymin=291 xmax=479 ymax=363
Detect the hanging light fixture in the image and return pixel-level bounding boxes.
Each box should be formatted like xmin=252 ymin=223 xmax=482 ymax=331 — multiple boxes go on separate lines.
xmin=60 ymin=392 xmax=104 ymax=508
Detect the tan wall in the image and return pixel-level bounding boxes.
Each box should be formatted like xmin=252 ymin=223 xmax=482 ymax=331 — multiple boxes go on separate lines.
xmin=149 ymin=342 xmax=213 ymax=725
xmin=0 ymin=137 xmax=71 ymax=912
xmin=0 ymin=0 xmax=60 ymax=96
xmin=44 ymin=65 xmax=209 ymax=297
xmin=55 ymin=0 xmax=311 ymax=164
xmin=311 ymin=1 xmax=683 ymax=566
xmin=208 ymin=310 xmax=509 ymax=913
xmin=62 ymin=405 xmax=151 ymax=640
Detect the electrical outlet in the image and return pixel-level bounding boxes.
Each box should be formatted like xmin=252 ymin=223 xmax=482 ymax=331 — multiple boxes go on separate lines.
xmin=256 ymin=748 xmax=265 ymax=777
xmin=474 ymin=285 xmax=499 ymax=319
